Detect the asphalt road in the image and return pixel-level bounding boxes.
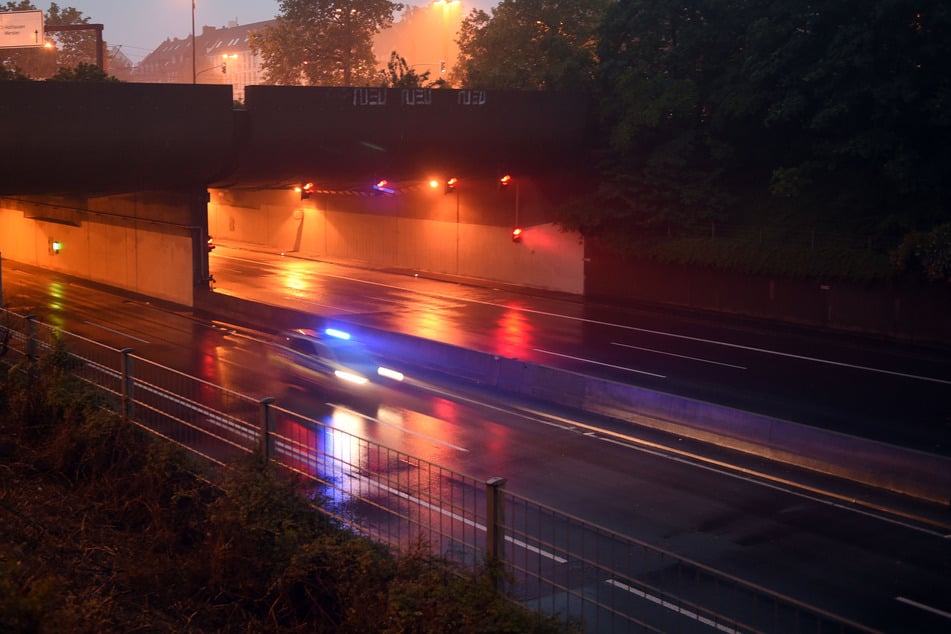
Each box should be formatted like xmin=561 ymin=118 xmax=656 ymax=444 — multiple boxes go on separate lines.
xmin=207 ymin=246 xmax=951 ymax=456
xmin=2 ymin=257 xmax=949 ymax=632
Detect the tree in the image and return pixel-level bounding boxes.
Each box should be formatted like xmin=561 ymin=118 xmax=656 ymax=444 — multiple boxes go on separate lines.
xmin=454 ymin=0 xmax=609 ymax=91
xmin=48 ymin=61 xmax=118 ymax=82
xmin=380 ymin=50 xmax=445 ymax=88
xmin=252 ymin=0 xmax=404 ymax=86
xmin=743 ymin=0 xmax=951 ymax=230
xmin=0 ymin=2 xmax=98 ymax=79
xmin=569 ymin=0 xmax=750 ymax=239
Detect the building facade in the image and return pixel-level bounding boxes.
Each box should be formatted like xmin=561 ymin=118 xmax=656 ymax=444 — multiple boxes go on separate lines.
xmin=135 ymin=20 xmax=272 ymax=102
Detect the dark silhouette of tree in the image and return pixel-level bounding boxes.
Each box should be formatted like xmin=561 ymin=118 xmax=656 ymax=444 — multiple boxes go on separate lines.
xmin=454 ymin=0 xmax=609 ymax=90
xmin=48 ymin=61 xmax=118 ymax=82
xmin=381 ymin=50 xmax=445 ymax=88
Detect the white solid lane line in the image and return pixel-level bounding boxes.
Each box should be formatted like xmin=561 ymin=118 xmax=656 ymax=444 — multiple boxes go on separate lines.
xmin=895 ymin=596 xmax=951 ymax=620
xmin=612 ymin=341 xmax=748 ymax=370
xmin=83 ymin=320 xmax=151 ymax=344
xmin=534 ymin=348 xmax=666 ymax=378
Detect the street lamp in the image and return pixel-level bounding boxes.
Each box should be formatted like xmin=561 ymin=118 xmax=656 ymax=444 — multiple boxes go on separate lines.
xmin=191 ymin=0 xmax=196 ymax=84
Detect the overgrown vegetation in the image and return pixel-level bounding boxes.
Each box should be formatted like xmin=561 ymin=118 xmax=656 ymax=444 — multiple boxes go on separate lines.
xmin=0 ymin=344 xmax=573 ymax=633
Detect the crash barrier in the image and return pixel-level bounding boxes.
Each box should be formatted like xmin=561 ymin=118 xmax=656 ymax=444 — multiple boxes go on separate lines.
xmin=196 ymin=291 xmax=951 ymax=506
xmin=0 ymin=308 xmax=877 ymax=633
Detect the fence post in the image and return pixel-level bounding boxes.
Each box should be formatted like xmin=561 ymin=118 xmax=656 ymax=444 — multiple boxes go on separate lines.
xmin=120 ymin=348 xmax=135 ymax=424
xmin=259 ymin=397 xmax=275 ymax=461
xmin=25 ymin=314 xmax=36 ymax=361
xmin=485 ymin=476 xmax=507 ymax=588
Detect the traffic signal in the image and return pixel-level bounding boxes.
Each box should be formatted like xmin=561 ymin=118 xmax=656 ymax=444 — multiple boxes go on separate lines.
xmin=499 ymin=174 xmax=512 ymax=190
xmin=207 ymin=236 xmax=216 ymax=252
xmin=444 ymin=177 xmax=458 ymax=194
xmin=50 ymin=239 xmax=62 ymax=255
xmin=511 ymin=227 xmax=522 ymax=243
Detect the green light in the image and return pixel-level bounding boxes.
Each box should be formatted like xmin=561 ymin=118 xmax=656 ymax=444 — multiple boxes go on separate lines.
xmin=51 ymin=240 xmax=62 ymax=254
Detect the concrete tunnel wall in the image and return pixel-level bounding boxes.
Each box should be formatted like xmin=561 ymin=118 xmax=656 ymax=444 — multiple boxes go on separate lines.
xmin=0 ymin=192 xmax=208 ymax=307
xmin=195 ymin=290 xmax=951 ymax=507
xmin=208 ymin=185 xmax=586 ymax=294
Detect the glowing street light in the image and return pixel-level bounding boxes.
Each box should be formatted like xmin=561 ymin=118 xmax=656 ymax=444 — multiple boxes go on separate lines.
xmin=432 ymin=0 xmax=460 ymax=77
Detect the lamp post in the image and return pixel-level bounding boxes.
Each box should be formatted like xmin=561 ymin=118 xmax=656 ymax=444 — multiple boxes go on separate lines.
xmin=191 ymin=0 xmax=196 ymax=84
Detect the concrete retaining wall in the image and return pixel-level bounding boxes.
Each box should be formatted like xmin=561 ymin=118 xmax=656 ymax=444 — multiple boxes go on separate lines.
xmin=0 ymin=193 xmax=205 ymax=307
xmin=208 ymin=187 xmax=585 ymax=295
xmin=196 ymin=290 xmax=951 ymax=506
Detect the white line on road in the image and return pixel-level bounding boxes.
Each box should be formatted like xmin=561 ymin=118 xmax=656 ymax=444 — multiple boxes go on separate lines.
xmin=83 ymin=321 xmax=150 ymax=344
xmin=591 ymin=430 xmax=950 ymax=538
xmin=605 ymin=579 xmax=739 ymax=633
xmin=612 ymin=341 xmax=747 ymax=370
xmin=369 ymin=478 xmax=569 ymax=563
xmin=534 ymin=349 xmax=666 ymax=379
xmin=895 ymin=596 xmax=951 ymax=620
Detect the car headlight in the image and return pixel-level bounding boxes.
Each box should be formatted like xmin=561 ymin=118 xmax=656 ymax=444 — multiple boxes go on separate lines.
xmin=334 ymin=370 xmax=369 ymax=385
xmin=377 ymin=367 xmax=404 ymax=382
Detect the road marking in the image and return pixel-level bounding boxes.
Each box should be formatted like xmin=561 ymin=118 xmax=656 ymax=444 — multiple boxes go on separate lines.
xmin=612 ymin=341 xmax=747 ymax=370
xmin=534 ymin=349 xmax=666 ymax=378
xmin=605 ymin=579 xmax=739 ymax=633
xmin=403 ymin=377 xmax=576 ymax=432
xmin=366 ymin=478 xmax=569 ymax=563
xmin=83 ymin=320 xmax=150 ymax=344
xmin=895 ymin=596 xmax=951 ymax=620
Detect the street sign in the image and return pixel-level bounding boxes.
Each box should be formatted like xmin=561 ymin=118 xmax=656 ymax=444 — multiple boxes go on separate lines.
xmin=0 ymin=10 xmax=44 ymax=49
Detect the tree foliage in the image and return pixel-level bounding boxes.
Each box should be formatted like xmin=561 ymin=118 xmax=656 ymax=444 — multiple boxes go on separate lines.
xmin=454 ymin=0 xmax=610 ymax=91
xmin=554 ymin=0 xmax=951 ymax=281
xmin=252 ymin=0 xmax=404 ymax=86
xmin=48 ymin=61 xmax=118 ymax=81
xmin=381 ymin=50 xmax=445 ymax=88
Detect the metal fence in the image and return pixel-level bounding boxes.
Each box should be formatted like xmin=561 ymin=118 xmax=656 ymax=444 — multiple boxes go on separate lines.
xmin=0 ymin=309 xmax=877 ymax=633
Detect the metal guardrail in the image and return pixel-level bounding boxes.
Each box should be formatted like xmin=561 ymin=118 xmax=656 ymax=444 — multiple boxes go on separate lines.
xmin=0 ymin=309 xmax=878 ymax=633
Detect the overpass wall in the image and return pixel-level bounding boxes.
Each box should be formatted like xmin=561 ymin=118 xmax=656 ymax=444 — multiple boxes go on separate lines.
xmin=0 ymin=193 xmax=206 ymax=307
xmin=208 ymin=186 xmax=585 ymax=294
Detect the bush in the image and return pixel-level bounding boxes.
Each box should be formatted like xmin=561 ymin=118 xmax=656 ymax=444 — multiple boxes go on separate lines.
xmin=0 ymin=347 xmax=575 ymax=633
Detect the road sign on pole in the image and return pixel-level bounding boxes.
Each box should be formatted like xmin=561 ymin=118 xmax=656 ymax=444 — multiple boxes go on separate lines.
xmin=0 ymin=10 xmax=45 ymax=49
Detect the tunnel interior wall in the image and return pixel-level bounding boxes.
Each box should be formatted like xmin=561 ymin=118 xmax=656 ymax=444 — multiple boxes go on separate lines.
xmin=1 ymin=194 xmax=202 ymax=307
xmin=209 ymin=186 xmax=584 ymax=294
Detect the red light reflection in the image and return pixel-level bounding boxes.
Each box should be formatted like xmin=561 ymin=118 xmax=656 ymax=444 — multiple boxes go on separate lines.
xmin=492 ymin=306 xmax=533 ymax=358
